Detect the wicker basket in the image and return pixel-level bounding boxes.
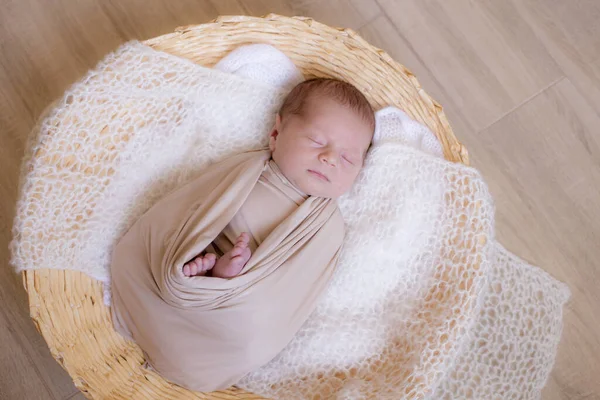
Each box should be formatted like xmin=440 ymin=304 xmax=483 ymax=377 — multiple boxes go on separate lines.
xmin=22 ymin=14 xmax=468 ymax=399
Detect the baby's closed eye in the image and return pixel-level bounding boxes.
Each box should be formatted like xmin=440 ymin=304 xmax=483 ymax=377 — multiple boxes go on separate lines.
xmin=342 ymin=152 xmax=362 ymax=166
xmin=309 ymin=137 xmax=325 ymax=146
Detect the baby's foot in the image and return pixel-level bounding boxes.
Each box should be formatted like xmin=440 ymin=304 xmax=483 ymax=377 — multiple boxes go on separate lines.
xmin=183 ymin=253 xmax=217 ymax=277
xmin=211 ymin=233 xmax=252 ymax=278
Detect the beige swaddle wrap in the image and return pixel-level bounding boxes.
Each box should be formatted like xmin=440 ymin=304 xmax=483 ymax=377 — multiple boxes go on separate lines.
xmin=110 ymin=149 xmax=345 ymax=392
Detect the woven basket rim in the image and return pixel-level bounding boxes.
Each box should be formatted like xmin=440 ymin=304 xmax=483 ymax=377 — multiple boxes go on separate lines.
xmin=22 ymin=13 xmax=469 ymax=399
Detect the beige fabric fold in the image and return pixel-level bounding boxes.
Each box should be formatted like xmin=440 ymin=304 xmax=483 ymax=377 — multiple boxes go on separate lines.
xmin=110 ymin=149 xmax=345 ymax=392
xmin=211 ymin=159 xmax=308 ymax=256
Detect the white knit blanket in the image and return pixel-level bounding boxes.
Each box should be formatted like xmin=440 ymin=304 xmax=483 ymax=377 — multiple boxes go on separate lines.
xmin=11 ymin=42 xmax=570 ymax=399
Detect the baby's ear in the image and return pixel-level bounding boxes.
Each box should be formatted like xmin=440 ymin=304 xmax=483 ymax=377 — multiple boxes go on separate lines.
xmin=269 ymin=114 xmax=282 ymax=152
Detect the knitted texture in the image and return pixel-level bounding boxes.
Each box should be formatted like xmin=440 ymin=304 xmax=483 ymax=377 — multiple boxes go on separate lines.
xmin=11 ymin=42 xmax=569 ymax=399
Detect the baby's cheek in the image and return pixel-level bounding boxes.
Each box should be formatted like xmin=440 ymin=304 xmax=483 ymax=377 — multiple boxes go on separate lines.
xmin=331 ymin=180 xmax=346 ymax=197
xmin=340 ymin=174 xmax=357 ymax=194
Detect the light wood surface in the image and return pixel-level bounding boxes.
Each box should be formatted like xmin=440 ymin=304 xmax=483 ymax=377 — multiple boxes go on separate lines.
xmin=0 ymin=1 xmax=598 ymax=399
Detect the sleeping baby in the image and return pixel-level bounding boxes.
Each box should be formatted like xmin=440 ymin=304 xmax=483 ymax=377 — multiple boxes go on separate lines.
xmin=182 ymin=77 xmax=375 ymax=278
xmin=111 ymin=76 xmax=375 ymax=391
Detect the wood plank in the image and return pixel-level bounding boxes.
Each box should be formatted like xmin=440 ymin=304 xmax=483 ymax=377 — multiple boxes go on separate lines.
xmin=290 ymin=0 xmax=381 ymax=30
xmin=0 ymin=307 xmax=57 ymax=400
xmin=235 ymin=0 xmax=294 ymax=16
xmin=88 ymin=0 xmax=218 ymax=40
xmin=514 ymin=0 xmax=600 ymax=117
xmin=359 ymin=15 xmax=474 ymax=142
xmin=66 ymin=392 xmax=88 ymax=400
xmin=470 ymin=78 xmax=600 ymax=400
xmin=209 ymin=0 xmax=248 ymax=15
xmin=378 ymin=0 xmax=564 ymax=132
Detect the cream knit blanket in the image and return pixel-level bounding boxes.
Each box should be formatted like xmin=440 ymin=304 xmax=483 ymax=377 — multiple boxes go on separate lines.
xmin=11 ymin=42 xmax=569 ymax=399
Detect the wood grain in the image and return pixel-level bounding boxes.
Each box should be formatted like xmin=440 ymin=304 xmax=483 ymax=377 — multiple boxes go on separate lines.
xmin=236 ymin=0 xmax=294 ymax=16
xmin=0 ymin=0 xmax=599 ymax=399
xmin=0 ymin=309 xmax=55 ymax=400
xmin=290 ymin=0 xmax=381 ymax=30
xmin=377 ymin=0 xmax=564 ymax=132
xmin=66 ymin=393 xmax=89 ymax=400
xmin=359 ymin=14 xmax=475 ymax=148
xmin=515 ymin=0 xmax=600 ymax=116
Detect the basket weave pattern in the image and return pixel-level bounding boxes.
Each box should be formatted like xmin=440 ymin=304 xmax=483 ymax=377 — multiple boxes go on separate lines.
xmin=23 ymin=14 xmax=467 ymax=399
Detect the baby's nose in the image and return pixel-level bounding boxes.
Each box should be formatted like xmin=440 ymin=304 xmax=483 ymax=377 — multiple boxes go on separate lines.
xmin=319 ymin=151 xmax=338 ymax=167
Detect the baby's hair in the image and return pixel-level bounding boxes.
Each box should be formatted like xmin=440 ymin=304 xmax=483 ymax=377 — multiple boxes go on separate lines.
xmin=279 ymin=78 xmax=375 ymax=132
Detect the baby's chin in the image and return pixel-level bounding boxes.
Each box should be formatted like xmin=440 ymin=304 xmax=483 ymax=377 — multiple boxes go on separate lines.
xmin=291 ymin=172 xmax=353 ymax=199
xmin=300 ymin=182 xmax=349 ymax=199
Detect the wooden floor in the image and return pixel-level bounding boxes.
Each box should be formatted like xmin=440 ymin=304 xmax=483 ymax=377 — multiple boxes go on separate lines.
xmin=1 ymin=1 xmax=598 ymax=399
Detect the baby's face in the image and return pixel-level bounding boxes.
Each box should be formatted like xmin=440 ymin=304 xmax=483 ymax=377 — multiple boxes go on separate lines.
xmin=269 ymin=97 xmax=373 ymax=198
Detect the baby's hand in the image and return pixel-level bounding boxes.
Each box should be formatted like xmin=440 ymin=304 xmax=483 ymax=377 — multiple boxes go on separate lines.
xmin=182 ymin=253 xmax=217 ymax=277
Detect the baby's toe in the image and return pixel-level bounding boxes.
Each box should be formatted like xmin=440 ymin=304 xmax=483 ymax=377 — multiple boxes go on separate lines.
xmin=232 ymin=240 xmax=249 ymax=256
xmin=237 ymin=232 xmax=250 ymax=245
xmin=196 ymin=258 xmax=205 ymax=271
xmin=204 ymin=253 xmax=217 ymax=269
xmin=200 ymin=257 xmax=211 ymax=271
xmin=183 ymin=264 xmax=191 ymax=276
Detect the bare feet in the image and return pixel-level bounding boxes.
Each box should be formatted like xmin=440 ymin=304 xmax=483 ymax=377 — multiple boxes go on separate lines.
xmin=182 ymin=253 xmax=217 ymax=277
xmin=211 ymin=232 xmax=252 ymax=278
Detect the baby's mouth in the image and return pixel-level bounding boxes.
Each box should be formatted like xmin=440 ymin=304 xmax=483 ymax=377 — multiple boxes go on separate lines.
xmin=308 ymin=169 xmax=330 ymax=182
